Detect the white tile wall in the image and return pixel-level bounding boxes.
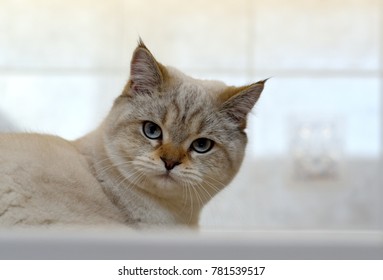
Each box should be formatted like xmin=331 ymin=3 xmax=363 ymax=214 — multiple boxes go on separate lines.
xmin=0 ymin=0 xmax=381 ymax=230
xmin=0 ymin=0 xmax=125 ymax=69
xmin=249 ymin=77 xmax=381 ymax=157
xmin=201 ymin=156 xmax=381 ymax=230
xmin=0 ymin=73 xmax=127 ymax=138
xmin=122 ymin=0 xmax=251 ymax=72
xmin=253 ymin=0 xmax=380 ymax=73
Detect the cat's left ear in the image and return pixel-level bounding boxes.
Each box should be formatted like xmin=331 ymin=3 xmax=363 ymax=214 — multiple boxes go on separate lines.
xmin=219 ymin=79 xmax=266 ymax=130
xmin=124 ymin=39 xmax=167 ymax=96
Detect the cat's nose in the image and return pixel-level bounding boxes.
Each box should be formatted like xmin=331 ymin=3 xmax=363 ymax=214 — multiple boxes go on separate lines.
xmin=160 ymin=157 xmax=181 ymax=171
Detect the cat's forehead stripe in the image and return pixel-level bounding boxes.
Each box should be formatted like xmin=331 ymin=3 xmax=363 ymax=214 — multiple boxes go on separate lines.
xmin=161 ymin=99 xmax=179 ymax=127
xmin=160 ymin=87 xmax=210 ymax=143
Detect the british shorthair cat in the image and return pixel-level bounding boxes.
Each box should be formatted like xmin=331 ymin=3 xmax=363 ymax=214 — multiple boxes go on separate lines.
xmin=0 ymin=40 xmax=265 ymax=228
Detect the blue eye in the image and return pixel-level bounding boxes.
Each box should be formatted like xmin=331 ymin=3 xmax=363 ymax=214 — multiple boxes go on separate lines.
xmin=143 ymin=121 xmax=162 ymax=140
xmin=191 ymin=138 xmax=214 ymax=153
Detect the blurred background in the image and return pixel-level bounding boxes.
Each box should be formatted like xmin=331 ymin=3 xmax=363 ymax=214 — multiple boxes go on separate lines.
xmin=0 ymin=0 xmax=381 ymax=231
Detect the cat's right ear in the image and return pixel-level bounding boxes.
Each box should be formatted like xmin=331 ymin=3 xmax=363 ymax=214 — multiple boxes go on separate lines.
xmin=123 ymin=40 xmax=167 ymax=96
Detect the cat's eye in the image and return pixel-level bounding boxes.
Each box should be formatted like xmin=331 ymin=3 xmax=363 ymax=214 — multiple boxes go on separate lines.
xmin=143 ymin=121 xmax=162 ymax=140
xmin=191 ymin=138 xmax=214 ymax=153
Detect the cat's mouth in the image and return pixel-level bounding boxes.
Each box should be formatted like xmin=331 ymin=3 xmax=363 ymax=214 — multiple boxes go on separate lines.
xmin=153 ymin=172 xmax=180 ymax=189
xmin=157 ymin=172 xmax=176 ymax=181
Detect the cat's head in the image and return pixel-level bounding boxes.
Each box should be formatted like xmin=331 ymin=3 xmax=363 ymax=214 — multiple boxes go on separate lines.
xmin=104 ymin=40 xmax=265 ymax=219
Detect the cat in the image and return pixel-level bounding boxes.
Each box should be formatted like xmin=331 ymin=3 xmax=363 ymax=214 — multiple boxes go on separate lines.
xmin=0 ymin=40 xmax=265 ymax=228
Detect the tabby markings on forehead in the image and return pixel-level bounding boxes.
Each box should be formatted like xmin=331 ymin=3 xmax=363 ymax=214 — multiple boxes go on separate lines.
xmin=161 ymin=99 xmax=208 ymax=144
xmin=161 ymin=99 xmax=180 ymax=127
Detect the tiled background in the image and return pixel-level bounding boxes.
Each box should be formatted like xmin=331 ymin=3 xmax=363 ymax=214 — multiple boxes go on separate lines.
xmin=0 ymin=0 xmax=382 ymax=230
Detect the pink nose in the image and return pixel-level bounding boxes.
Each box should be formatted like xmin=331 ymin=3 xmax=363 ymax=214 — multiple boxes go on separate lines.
xmin=160 ymin=157 xmax=181 ymax=171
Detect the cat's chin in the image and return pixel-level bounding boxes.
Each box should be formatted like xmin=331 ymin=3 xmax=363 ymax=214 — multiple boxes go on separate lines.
xmin=154 ymin=173 xmax=179 ymax=190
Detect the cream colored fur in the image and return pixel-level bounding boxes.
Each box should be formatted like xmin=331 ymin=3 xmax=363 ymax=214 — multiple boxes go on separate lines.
xmin=0 ymin=41 xmax=265 ymax=228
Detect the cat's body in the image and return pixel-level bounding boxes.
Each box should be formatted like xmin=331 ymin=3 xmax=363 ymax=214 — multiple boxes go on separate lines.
xmin=0 ymin=41 xmax=265 ymax=228
xmin=0 ymin=133 xmax=127 ymax=227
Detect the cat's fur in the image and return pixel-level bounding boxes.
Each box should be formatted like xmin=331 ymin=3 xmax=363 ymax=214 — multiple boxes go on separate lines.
xmin=0 ymin=41 xmax=265 ymax=228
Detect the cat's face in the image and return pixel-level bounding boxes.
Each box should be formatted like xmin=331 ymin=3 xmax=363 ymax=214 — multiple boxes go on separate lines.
xmin=104 ymin=41 xmax=264 ymax=207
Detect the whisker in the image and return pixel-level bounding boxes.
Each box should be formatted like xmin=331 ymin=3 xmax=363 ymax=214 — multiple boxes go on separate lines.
xmin=94 ymin=161 xmax=133 ymax=177
xmin=191 ymin=184 xmax=204 ymax=209
xmin=186 ymin=184 xmax=194 ymax=224
xmin=202 ymin=180 xmax=222 ymax=194
xmin=114 ymin=168 xmax=142 ymax=190
xmin=180 ymin=181 xmax=188 ymax=214
xmin=112 ymin=169 xmax=147 ymax=209
xmin=203 ymin=175 xmax=227 ymax=189
xmin=195 ymin=181 xmax=214 ymax=203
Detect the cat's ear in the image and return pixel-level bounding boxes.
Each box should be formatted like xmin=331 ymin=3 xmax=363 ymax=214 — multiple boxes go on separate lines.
xmin=219 ymin=79 xmax=266 ymax=129
xmin=124 ymin=39 xmax=167 ymax=95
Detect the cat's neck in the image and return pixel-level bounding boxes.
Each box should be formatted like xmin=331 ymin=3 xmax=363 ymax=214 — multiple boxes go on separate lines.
xmin=73 ymin=125 xmax=200 ymax=228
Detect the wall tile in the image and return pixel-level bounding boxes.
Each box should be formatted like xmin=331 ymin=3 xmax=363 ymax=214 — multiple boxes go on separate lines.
xmin=186 ymin=69 xmax=253 ymax=86
xmin=202 ymin=157 xmax=381 ymax=230
xmin=247 ymin=77 xmax=380 ymax=158
xmin=122 ymin=0 xmax=250 ymax=72
xmin=0 ymin=74 xmax=125 ymax=139
xmin=252 ymin=0 xmax=380 ymax=71
xmin=0 ymin=0 xmax=125 ymax=69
